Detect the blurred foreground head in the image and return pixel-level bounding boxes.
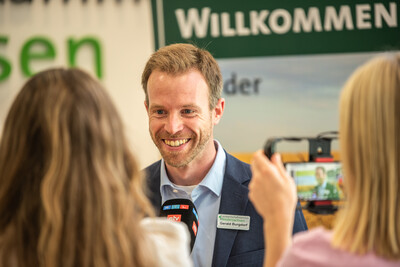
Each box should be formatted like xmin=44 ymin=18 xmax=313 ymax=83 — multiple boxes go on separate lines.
xmin=0 ymin=68 xmax=154 ymax=267
xmin=334 ymin=53 xmax=400 ymax=259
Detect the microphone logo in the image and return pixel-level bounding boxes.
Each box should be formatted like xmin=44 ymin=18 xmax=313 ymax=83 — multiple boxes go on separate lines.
xmin=167 ymin=214 xmax=182 ymax=222
xmin=192 ymin=221 xmax=197 ymax=236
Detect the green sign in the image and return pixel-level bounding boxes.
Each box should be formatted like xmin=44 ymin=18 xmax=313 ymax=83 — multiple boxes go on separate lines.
xmin=0 ymin=35 xmax=103 ymax=82
xmin=151 ymin=0 xmax=400 ymax=58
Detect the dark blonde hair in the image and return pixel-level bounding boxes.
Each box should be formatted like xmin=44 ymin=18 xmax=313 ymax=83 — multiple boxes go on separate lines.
xmin=333 ymin=53 xmax=400 ymax=259
xmin=141 ymin=43 xmax=223 ymax=109
xmin=0 ymin=68 xmax=155 ymax=267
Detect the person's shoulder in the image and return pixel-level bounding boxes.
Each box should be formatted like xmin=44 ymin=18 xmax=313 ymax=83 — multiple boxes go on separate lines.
xmin=292 ymin=227 xmax=332 ymax=246
xmin=225 ymin=152 xmax=249 ymax=165
xmin=143 ymin=160 xmax=162 ymax=171
xmin=284 ymin=227 xmax=332 ymax=257
xmin=281 ymin=227 xmax=400 ymax=267
xmin=142 ymin=160 xmax=162 ymax=180
xmin=141 ymin=218 xmax=193 ymax=267
xmin=225 ymin=152 xmax=251 ymax=172
xmin=278 ymin=227 xmax=333 ymax=266
xmin=141 ymin=217 xmax=188 ymax=237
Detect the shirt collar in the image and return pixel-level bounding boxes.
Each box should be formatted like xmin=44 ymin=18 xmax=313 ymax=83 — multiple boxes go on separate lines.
xmin=160 ymin=140 xmax=226 ymax=197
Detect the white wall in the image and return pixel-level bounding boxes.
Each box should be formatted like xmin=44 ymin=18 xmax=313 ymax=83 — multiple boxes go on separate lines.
xmin=0 ymin=0 xmax=160 ymax=168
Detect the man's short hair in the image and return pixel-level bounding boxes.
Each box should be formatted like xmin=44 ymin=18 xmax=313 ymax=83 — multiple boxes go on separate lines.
xmin=141 ymin=43 xmax=223 ymax=109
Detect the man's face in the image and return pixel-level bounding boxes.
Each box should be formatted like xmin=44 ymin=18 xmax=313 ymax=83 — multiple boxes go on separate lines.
xmin=145 ymin=69 xmax=223 ymax=168
xmin=315 ymin=168 xmax=326 ymax=185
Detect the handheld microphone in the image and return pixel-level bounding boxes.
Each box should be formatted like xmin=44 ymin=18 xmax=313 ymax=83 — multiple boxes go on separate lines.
xmin=160 ymin=198 xmax=199 ymax=252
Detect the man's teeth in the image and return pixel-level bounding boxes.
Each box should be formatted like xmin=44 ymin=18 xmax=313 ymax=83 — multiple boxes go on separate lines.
xmin=164 ymin=139 xmax=189 ymax=147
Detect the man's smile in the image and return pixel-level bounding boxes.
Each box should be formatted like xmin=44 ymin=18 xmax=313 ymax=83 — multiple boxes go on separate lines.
xmin=163 ymin=138 xmax=190 ymax=147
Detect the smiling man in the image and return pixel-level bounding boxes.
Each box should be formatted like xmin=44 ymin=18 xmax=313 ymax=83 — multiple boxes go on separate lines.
xmin=141 ymin=43 xmax=307 ymax=267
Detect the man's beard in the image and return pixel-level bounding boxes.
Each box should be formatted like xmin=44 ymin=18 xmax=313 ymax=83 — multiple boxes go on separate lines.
xmin=150 ymin=123 xmax=213 ymax=168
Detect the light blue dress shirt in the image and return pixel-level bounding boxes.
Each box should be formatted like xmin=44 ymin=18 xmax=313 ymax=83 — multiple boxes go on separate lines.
xmin=160 ymin=140 xmax=226 ymax=267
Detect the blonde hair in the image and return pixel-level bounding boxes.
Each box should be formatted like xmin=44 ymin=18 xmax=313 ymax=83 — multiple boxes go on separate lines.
xmin=0 ymin=68 xmax=155 ymax=267
xmin=141 ymin=43 xmax=223 ymax=109
xmin=332 ymin=53 xmax=400 ymax=260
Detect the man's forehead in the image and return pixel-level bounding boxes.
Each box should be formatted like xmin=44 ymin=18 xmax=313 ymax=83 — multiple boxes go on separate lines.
xmin=148 ymin=70 xmax=209 ymax=94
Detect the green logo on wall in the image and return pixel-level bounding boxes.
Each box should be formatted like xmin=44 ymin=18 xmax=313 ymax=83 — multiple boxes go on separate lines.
xmin=0 ymin=35 xmax=103 ymax=82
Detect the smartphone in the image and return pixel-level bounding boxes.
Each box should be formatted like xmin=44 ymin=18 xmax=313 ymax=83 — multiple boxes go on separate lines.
xmin=285 ymin=162 xmax=344 ymax=201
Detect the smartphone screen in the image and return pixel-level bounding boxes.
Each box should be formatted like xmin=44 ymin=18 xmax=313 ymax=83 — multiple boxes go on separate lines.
xmin=285 ymin=162 xmax=344 ymax=201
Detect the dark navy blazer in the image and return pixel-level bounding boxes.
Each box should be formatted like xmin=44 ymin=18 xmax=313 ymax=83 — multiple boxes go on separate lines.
xmin=144 ymin=152 xmax=308 ymax=267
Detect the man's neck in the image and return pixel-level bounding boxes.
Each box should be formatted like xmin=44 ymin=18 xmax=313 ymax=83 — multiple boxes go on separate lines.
xmin=165 ymin=140 xmax=218 ymax=186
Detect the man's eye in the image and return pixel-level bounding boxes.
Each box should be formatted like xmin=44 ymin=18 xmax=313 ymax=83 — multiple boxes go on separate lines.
xmin=182 ymin=109 xmax=194 ymax=114
xmin=155 ymin=110 xmax=165 ymax=115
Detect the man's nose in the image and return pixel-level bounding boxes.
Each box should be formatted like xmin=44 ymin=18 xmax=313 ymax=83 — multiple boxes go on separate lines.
xmin=164 ymin=113 xmax=184 ymax=134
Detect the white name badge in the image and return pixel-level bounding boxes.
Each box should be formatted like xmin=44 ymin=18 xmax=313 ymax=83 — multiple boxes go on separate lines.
xmin=217 ymin=214 xmax=250 ymax=231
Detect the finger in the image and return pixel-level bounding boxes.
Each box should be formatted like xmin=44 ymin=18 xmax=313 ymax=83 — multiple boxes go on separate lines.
xmin=251 ymin=150 xmax=267 ymax=167
xmin=251 ymin=150 xmax=272 ymax=175
xmin=271 ymin=153 xmax=289 ymax=180
xmin=271 ymin=154 xmax=298 ymax=204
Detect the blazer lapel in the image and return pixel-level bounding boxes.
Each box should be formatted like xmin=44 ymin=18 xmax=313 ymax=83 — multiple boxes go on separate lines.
xmin=212 ymin=153 xmax=251 ymax=267
xmin=145 ymin=160 xmax=162 ymax=215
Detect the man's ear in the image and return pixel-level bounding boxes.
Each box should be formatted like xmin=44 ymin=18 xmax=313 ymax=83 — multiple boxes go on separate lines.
xmin=144 ymin=101 xmax=149 ymax=113
xmin=213 ymin=98 xmax=225 ymax=125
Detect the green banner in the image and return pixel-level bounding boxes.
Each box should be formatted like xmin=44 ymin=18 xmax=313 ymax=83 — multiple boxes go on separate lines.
xmin=151 ymin=0 xmax=400 ymax=58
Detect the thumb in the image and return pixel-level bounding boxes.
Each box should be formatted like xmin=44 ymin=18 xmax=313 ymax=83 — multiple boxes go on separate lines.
xmin=271 ymin=153 xmax=287 ymax=179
